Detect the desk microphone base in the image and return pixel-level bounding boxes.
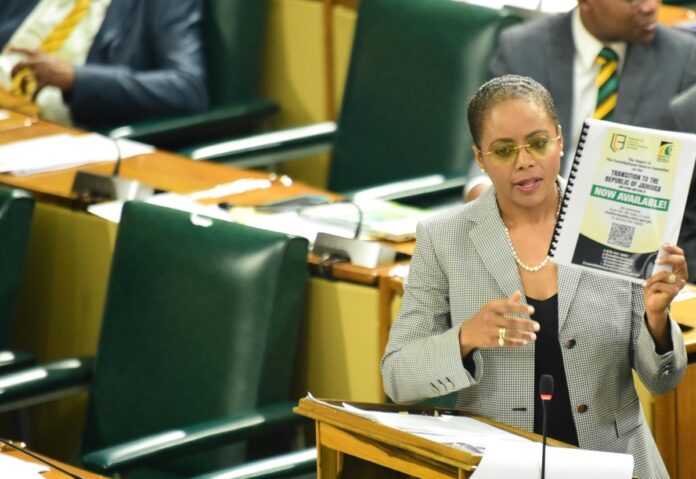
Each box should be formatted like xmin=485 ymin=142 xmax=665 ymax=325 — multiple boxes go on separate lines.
xmin=313 ymin=232 xmax=396 ymax=269
xmin=72 ymin=171 xmax=154 ymax=201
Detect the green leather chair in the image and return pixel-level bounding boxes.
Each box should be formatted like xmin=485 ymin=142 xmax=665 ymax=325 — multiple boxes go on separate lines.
xmin=106 ymin=0 xmax=277 ymax=150
xmin=186 ymin=0 xmax=520 ymax=202
xmin=0 ymin=202 xmax=310 ymax=478
xmin=0 ymin=186 xmax=35 ymax=373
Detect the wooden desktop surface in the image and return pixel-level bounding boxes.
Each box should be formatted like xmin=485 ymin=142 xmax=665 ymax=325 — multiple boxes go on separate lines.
xmin=295 ymin=397 xmax=572 ymax=479
xmin=0 ymin=111 xmax=337 ymax=208
xmin=0 ymin=112 xmax=410 ymax=286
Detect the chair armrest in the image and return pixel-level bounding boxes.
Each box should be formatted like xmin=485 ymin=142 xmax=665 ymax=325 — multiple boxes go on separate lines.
xmin=189 ymin=447 xmax=317 ymax=479
xmin=348 ymin=173 xmax=468 ymax=202
xmin=81 ymin=401 xmax=306 ymax=473
xmin=0 ymin=357 xmax=93 ymax=413
xmin=0 ymin=350 xmax=36 ymax=374
xmin=182 ymin=122 xmax=337 ymax=169
xmin=104 ymin=100 xmax=279 ymax=147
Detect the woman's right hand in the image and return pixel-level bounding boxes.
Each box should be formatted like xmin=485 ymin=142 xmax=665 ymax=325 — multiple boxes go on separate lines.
xmin=459 ymin=291 xmax=540 ymax=357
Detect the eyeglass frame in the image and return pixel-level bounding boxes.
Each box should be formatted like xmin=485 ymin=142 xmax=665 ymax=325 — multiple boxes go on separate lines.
xmin=475 ymin=133 xmax=563 ymax=163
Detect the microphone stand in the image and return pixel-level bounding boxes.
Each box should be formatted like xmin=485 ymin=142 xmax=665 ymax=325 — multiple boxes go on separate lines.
xmin=539 ymin=374 xmax=554 ymax=479
xmin=541 ymin=398 xmax=548 ymax=479
xmin=71 ymin=138 xmax=153 ymax=201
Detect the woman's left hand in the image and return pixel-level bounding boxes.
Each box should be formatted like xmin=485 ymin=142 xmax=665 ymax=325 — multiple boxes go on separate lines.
xmin=643 ymin=244 xmax=688 ymax=350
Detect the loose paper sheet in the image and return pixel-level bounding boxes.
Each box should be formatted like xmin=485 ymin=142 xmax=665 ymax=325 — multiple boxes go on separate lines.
xmin=471 ymin=439 xmax=633 ymax=479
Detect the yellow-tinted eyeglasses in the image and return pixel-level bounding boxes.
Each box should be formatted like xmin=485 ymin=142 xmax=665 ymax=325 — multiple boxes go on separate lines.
xmin=477 ymin=134 xmax=562 ymax=163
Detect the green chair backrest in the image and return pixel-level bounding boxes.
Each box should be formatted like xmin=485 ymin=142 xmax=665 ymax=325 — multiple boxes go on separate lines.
xmin=204 ymin=0 xmax=270 ymax=105
xmin=0 ymin=187 xmax=34 ymax=347
xmin=81 ymin=202 xmax=309 ymax=476
xmin=328 ymin=0 xmax=521 ymax=193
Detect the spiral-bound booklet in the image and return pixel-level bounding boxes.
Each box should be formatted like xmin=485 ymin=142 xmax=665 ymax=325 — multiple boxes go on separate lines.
xmin=550 ymin=119 xmax=696 ymax=283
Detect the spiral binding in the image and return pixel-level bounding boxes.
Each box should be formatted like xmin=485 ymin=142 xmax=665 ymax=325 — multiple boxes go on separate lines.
xmin=549 ymin=121 xmax=590 ymax=256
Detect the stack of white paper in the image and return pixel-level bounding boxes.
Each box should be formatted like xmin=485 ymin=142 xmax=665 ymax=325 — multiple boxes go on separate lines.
xmin=471 ymin=440 xmax=633 ymax=479
xmin=0 ymin=453 xmax=49 ymax=479
xmin=0 ymin=133 xmax=154 ymax=175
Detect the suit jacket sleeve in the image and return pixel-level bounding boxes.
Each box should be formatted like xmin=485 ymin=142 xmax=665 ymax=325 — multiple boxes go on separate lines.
xmin=490 ymin=26 xmax=514 ymax=77
xmin=381 ymin=220 xmax=482 ymax=403
xmin=69 ymin=0 xmax=208 ymax=127
xmin=631 ymin=282 xmax=686 ymax=395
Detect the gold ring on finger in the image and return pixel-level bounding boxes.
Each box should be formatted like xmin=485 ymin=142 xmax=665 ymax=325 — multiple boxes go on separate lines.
xmin=668 ymin=273 xmax=677 ymax=284
xmin=498 ymin=327 xmax=506 ymax=347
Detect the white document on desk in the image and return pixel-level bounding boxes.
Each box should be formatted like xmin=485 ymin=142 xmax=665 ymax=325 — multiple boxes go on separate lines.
xmin=89 ymin=194 xmax=365 ymax=244
xmin=88 ymin=193 xmax=232 ymax=224
xmin=0 ymin=452 xmax=49 ymax=479
xmin=340 ymin=402 xmax=529 ymax=454
xmin=471 ymin=439 xmax=633 ymax=479
xmin=305 ymin=395 xmax=528 ymax=455
xmin=0 ymin=133 xmax=154 ymax=175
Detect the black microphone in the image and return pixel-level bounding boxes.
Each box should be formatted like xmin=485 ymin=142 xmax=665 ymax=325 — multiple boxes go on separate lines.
xmin=539 ymin=374 xmax=554 ymax=479
xmin=0 ymin=437 xmax=84 ymax=479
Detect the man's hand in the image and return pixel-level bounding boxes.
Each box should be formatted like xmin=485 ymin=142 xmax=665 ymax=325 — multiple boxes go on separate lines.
xmin=9 ymin=47 xmax=76 ymax=98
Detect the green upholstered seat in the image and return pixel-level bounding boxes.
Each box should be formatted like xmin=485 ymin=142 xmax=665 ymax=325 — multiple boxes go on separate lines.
xmin=0 ymin=186 xmax=35 ymax=372
xmin=327 ymin=0 xmax=520 ymax=194
xmin=186 ymin=0 xmax=520 ymax=202
xmin=0 ymin=202 xmax=310 ymax=478
xmin=105 ymin=0 xmax=277 ymax=150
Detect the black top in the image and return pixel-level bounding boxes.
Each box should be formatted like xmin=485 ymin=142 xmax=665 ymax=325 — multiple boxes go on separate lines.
xmin=529 ymin=294 xmax=579 ymax=446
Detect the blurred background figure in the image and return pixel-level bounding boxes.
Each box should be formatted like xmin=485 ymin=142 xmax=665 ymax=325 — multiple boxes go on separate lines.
xmin=466 ymin=0 xmax=696 ymax=200
xmin=0 ymin=0 xmax=208 ymax=129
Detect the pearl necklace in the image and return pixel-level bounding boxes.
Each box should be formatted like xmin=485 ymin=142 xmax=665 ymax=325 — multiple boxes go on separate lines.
xmin=502 ymin=188 xmax=562 ymax=273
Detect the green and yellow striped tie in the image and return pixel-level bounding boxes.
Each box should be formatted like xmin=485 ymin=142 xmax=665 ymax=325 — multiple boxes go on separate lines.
xmin=593 ymin=47 xmax=619 ymax=120
xmin=11 ymin=0 xmax=92 ymax=98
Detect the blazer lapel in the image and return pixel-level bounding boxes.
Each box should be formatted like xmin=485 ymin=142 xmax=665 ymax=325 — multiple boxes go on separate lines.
xmin=548 ymin=12 xmax=575 ymax=141
xmin=615 ymin=41 xmax=653 ymax=124
xmin=88 ymin=0 xmax=135 ymax=58
xmin=468 ymin=189 xmax=525 ymax=301
xmin=556 ymin=264 xmax=582 ymax=332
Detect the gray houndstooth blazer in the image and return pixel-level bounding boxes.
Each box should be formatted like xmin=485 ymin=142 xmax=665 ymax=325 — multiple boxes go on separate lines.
xmin=381 ymin=185 xmax=686 ymax=479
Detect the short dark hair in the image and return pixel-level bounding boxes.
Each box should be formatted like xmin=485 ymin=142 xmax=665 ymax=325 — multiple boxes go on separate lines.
xmin=467 ymin=74 xmax=559 ymax=149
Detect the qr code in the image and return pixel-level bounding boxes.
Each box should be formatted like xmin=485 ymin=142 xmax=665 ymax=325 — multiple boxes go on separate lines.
xmin=607 ymin=223 xmax=635 ymax=249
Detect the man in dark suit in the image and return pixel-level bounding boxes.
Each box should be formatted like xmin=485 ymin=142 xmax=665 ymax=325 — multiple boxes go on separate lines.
xmin=0 ymin=0 xmax=207 ymax=130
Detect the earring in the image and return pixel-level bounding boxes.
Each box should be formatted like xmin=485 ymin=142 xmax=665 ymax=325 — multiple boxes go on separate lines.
xmin=560 ymin=150 xmax=565 ymax=157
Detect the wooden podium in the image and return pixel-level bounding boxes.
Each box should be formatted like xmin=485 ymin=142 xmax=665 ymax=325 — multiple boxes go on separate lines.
xmin=295 ymin=398 xmax=560 ymax=479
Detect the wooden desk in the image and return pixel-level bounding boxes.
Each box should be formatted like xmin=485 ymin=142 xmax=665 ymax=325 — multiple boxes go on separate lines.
xmin=295 ymin=397 xmax=567 ymax=479
xmin=298 ymin=398 xmax=479 ymax=478
xmin=0 ymin=111 xmax=331 ymax=207
xmin=0 ymin=112 xmax=395 ymax=458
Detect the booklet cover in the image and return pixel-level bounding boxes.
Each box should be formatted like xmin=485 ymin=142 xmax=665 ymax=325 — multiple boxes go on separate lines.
xmin=549 ymin=119 xmax=696 ymax=283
